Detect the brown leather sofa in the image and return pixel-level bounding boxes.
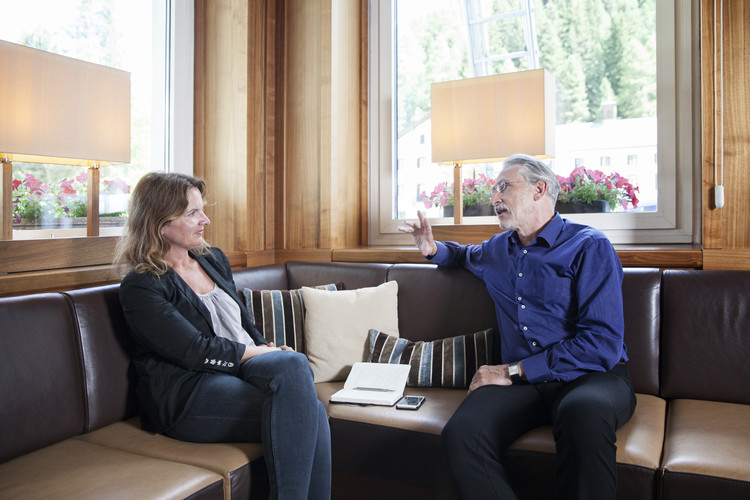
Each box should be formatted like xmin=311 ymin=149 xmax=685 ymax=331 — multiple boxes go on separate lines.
xmin=1 ymin=261 xmax=749 ymax=499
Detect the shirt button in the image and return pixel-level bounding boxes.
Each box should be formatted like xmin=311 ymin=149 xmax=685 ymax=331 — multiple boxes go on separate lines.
xmin=523 ymin=326 xmax=528 ymax=331
xmin=521 ymin=305 xmax=526 ymax=309
xmin=532 ymin=341 xmax=537 ymax=346
xmin=523 ymin=249 xmax=528 ymax=254
xmin=518 ymin=273 xmax=523 ymax=277
xmin=517 ymin=297 xmax=522 ymax=301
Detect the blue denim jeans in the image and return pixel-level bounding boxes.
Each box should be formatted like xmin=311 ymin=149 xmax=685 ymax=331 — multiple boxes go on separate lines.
xmin=166 ymin=350 xmax=331 ymax=500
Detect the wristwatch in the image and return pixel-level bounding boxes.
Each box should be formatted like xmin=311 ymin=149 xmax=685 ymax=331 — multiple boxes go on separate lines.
xmin=508 ymin=363 xmax=522 ymax=384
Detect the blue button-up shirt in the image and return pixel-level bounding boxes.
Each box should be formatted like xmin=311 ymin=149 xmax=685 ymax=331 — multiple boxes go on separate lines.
xmin=430 ymin=214 xmax=627 ymax=383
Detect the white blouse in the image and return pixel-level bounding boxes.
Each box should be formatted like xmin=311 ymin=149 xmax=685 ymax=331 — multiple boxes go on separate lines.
xmin=197 ymin=284 xmax=255 ymax=346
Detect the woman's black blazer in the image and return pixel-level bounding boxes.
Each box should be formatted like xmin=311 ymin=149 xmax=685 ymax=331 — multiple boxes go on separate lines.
xmin=119 ymin=247 xmax=266 ymax=433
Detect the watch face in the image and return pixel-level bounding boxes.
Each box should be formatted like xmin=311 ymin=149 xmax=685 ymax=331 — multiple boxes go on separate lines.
xmin=509 ymin=364 xmax=519 ymax=376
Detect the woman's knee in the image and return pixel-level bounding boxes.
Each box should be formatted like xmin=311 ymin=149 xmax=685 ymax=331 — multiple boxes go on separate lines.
xmin=240 ymin=350 xmax=313 ymax=389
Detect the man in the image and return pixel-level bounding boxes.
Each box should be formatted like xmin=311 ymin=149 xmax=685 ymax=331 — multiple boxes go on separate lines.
xmin=399 ymin=154 xmax=636 ymax=499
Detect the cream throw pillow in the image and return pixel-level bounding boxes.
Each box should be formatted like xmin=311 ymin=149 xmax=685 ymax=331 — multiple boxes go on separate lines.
xmin=301 ymin=281 xmax=399 ymax=382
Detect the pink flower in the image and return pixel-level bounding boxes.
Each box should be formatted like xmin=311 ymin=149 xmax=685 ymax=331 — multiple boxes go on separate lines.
xmin=557 ymin=166 xmax=640 ymax=210
xmin=104 ymin=178 xmax=131 ymax=194
xmin=59 ymin=179 xmax=77 ymax=194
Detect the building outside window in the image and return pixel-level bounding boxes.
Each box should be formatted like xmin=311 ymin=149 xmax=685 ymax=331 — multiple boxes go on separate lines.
xmin=369 ymin=0 xmax=696 ymax=245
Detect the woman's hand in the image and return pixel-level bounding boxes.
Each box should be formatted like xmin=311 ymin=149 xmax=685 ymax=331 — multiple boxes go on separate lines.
xmin=240 ymin=343 xmax=294 ymax=363
xmin=269 ymin=342 xmax=295 ymax=352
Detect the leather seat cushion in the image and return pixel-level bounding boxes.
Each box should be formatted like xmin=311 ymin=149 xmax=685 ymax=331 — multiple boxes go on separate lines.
xmin=508 ymin=393 xmax=666 ymax=470
xmin=76 ymin=417 xmax=264 ymax=500
xmin=0 ymin=438 xmax=223 ymax=499
xmin=662 ymin=399 xmax=750 ymax=482
xmin=317 ymin=383 xmax=466 ymax=435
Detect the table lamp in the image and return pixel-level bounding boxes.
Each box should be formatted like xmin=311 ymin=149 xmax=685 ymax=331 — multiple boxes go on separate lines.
xmin=0 ymin=40 xmax=130 ymax=239
xmin=431 ymin=68 xmax=555 ymax=223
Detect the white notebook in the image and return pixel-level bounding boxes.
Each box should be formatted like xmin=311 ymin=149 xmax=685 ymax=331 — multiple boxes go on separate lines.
xmin=329 ymin=362 xmax=411 ymax=406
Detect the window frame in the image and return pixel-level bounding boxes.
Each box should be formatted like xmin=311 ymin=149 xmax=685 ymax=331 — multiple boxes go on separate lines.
xmin=367 ymin=0 xmax=699 ymax=246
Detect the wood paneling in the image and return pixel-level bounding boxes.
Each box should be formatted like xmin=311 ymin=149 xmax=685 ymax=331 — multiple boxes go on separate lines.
xmin=0 ymin=236 xmax=118 ymax=274
xmin=194 ymin=0 xmax=249 ymax=251
xmin=332 ymin=246 xmax=702 ymax=269
xmin=614 ymin=245 xmax=702 ymax=269
xmin=359 ymin=0 xmax=369 ymax=247
xmin=246 ymin=0 xmax=269 ymax=252
xmin=285 ymin=0 xmax=324 ymax=249
xmin=703 ymin=249 xmax=750 ymax=270
xmin=701 ymin=0 xmax=750 ymax=258
xmin=0 ymin=265 xmax=118 ymax=297
xmin=330 ymin=0 xmax=364 ymax=248
xmin=283 ymin=0 xmax=363 ymax=250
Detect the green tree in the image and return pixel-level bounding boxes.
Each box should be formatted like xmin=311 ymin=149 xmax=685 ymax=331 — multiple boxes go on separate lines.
xmin=397 ymin=1 xmax=468 ymax=134
xmin=67 ymin=0 xmax=121 ymax=67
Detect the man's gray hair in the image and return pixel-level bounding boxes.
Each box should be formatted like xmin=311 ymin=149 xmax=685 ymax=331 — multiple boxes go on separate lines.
xmin=503 ymin=153 xmax=560 ymax=203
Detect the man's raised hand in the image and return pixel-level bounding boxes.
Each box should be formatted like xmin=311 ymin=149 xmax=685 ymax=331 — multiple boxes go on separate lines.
xmin=398 ymin=211 xmax=438 ymax=258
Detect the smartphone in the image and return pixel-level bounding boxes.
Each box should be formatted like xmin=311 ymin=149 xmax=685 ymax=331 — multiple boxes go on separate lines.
xmin=396 ymin=395 xmax=425 ymax=410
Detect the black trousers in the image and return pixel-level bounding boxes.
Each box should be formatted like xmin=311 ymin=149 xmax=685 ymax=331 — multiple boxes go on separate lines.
xmin=441 ymin=364 xmax=636 ymax=500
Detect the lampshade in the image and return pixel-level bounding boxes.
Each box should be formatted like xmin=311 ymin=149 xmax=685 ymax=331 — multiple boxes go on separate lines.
xmin=0 ymin=40 xmax=130 ymax=166
xmin=431 ymin=69 xmax=555 ymax=165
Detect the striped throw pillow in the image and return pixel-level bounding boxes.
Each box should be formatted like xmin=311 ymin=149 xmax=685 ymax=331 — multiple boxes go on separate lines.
xmin=242 ymin=284 xmax=338 ymax=353
xmin=367 ymin=328 xmax=497 ymax=388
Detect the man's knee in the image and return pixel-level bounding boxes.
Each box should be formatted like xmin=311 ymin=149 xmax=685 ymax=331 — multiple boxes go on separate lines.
xmin=553 ymin=392 xmax=621 ymax=449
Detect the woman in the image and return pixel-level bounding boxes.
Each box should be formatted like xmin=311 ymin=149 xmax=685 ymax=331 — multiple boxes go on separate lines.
xmin=115 ymin=172 xmax=331 ymax=499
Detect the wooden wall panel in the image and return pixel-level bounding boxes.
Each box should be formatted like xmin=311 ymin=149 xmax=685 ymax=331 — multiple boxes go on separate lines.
xmin=194 ymin=0 xmax=249 ymax=251
xmin=703 ymin=249 xmax=750 ymax=270
xmin=0 ymin=237 xmax=118 ymax=274
xmin=246 ymin=0 xmax=269 ymax=252
xmin=330 ymin=0 xmax=363 ymax=248
xmin=285 ymin=0 xmax=325 ymax=249
xmin=701 ymin=0 xmax=750 ymax=260
xmin=359 ymin=0 xmax=369 ymax=247
xmin=282 ymin=0 xmax=363 ymax=250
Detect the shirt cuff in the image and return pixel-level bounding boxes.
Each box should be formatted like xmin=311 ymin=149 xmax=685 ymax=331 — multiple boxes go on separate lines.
xmin=518 ymin=352 xmax=550 ymax=384
xmin=427 ymin=241 xmax=447 ymax=262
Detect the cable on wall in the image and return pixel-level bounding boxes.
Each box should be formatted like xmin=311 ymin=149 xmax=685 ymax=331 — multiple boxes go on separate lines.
xmin=713 ymin=0 xmax=725 ymax=208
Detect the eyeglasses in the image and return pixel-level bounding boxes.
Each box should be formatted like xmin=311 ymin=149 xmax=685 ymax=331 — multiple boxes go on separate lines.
xmin=491 ymin=180 xmax=533 ymax=194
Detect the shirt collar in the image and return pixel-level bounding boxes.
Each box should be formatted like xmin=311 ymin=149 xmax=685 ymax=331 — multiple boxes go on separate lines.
xmin=509 ymin=213 xmax=565 ymax=248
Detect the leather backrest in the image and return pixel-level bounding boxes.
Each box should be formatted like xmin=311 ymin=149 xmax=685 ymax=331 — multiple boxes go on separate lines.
xmin=233 ymin=263 xmax=288 ymax=293
xmin=286 ymin=261 xmax=391 ymax=290
xmin=64 ymin=285 xmax=137 ymax=432
xmin=622 ymin=268 xmax=661 ymax=395
xmin=0 ymin=293 xmax=86 ymax=462
xmin=661 ymin=270 xmax=750 ymax=404
xmin=387 ymin=264 xmax=499 ymax=348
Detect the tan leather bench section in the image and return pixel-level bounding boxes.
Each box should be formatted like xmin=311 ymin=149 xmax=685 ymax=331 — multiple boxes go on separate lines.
xmin=662 ymin=399 xmax=750 ymax=482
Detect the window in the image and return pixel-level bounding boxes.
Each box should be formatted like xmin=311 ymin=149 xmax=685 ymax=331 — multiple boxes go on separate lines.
xmin=2 ymin=0 xmax=193 ymax=240
xmin=369 ymin=0 xmax=697 ymax=245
